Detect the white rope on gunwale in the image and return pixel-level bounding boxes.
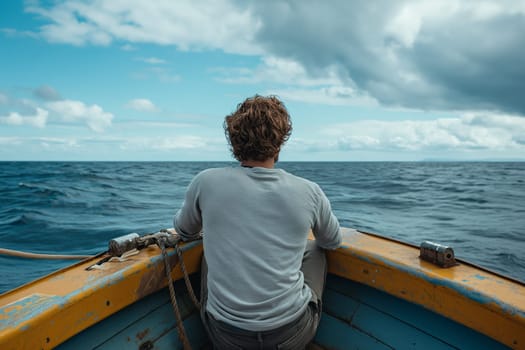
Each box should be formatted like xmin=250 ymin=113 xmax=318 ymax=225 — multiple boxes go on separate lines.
xmin=0 ymin=247 xmax=91 ymax=260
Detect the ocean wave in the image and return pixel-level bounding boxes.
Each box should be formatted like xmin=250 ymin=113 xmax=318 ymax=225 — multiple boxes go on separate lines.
xmin=1 ymin=161 xmax=524 ymax=290
xmin=1 ymin=212 xmax=51 ymax=227
xmin=456 ymin=196 xmax=489 ymax=204
xmin=18 ymin=182 xmax=70 ymax=197
xmin=441 ymin=186 xmax=467 ymax=193
xmin=76 ymin=171 xmax=122 ymax=181
xmin=494 ymin=252 xmax=525 ymax=273
xmin=424 ymin=214 xmax=455 ymax=221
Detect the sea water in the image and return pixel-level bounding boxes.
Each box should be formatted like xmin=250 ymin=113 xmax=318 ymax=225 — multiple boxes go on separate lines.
xmin=1 ymin=161 xmax=524 ymax=293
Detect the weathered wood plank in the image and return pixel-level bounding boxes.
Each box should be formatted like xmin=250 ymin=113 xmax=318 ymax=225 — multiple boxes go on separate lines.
xmin=57 ymin=276 xmax=207 ymax=350
xmin=324 ymin=274 xmax=510 ymax=349
xmin=323 ymin=288 xmax=455 ymax=349
xmin=315 ymin=313 xmax=393 ymax=350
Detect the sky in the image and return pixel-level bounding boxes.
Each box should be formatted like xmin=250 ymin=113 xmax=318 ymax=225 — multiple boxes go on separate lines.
xmin=1 ymin=0 xmax=525 ymax=161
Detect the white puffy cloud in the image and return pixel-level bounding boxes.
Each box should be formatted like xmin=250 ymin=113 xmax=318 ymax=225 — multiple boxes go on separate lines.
xmin=319 ymin=111 xmax=525 ymax=152
xmin=125 ymin=98 xmax=158 ymax=112
xmin=0 ymin=108 xmax=48 ymax=128
xmin=26 ymin=0 xmax=261 ymax=54
xmin=0 ymin=92 xmax=113 ymax=132
xmin=46 ymin=100 xmax=113 ymax=132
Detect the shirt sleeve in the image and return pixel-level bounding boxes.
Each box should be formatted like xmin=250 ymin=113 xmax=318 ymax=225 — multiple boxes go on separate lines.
xmin=312 ymin=185 xmax=342 ymax=250
xmin=173 ymin=174 xmax=203 ymax=241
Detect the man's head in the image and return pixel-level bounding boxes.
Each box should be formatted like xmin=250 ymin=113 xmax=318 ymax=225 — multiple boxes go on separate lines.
xmin=224 ymin=95 xmax=292 ymax=162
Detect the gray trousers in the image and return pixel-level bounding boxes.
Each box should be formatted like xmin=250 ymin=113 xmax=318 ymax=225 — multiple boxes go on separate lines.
xmin=200 ymin=240 xmax=327 ymax=350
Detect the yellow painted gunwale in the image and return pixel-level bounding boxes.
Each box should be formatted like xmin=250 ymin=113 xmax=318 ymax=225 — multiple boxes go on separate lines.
xmin=0 ymin=240 xmax=204 ymax=350
xmin=332 ymin=228 xmax=525 ymax=350
xmin=0 ymin=228 xmax=524 ymax=349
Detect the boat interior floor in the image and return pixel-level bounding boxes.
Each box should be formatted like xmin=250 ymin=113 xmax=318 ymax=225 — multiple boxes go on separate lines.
xmin=57 ymin=271 xmax=510 ymax=350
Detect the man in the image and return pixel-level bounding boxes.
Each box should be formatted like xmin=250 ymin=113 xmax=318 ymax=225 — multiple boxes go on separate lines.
xmin=174 ymin=95 xmax=341 ymax=349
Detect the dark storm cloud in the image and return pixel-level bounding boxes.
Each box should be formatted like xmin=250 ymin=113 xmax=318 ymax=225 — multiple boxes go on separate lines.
xmin=247 ymin=1 xmax=525 ymax=114
xmin=410 ymin=13 xmax=525 ymax=113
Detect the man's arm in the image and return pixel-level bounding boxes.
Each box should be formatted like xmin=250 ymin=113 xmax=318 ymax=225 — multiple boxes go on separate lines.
xmin=312 ymin=185 xmax=342 ymax=249
xmin=173 ymin=176 xmax=202 ymax=241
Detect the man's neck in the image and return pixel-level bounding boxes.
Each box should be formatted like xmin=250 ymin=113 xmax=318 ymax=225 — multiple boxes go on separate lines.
xmin=241 ymin=158 xmax=275 ymax=169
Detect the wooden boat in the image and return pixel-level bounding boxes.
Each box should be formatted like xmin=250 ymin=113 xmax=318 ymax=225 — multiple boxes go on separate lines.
xmin=1 ymin=227 xmax=524 ymax=349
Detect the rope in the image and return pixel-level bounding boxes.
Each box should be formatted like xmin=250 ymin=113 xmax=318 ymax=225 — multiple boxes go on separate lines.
xmin=176 ymin=244 xmax=201 ymax=310
xmin=0 ymin=247 xmax=91 ymax=260
xmin=159 ymin=238 xmax=193 ymax=350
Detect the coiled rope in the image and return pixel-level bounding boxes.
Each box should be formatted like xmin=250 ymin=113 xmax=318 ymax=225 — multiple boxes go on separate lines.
xmin=158 ymin=238 xmax=192 ymax=350
xmin=0 ymin=247 xmax=91 ymax=260
xmin=175 ymin=243 xmax=201 ymax=310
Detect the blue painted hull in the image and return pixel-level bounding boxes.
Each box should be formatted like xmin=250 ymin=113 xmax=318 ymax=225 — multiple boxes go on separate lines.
xmin=57 ymin=272 xmax=510 ymax=350
xmin=3 ymin=229 xmax=522 ymax=349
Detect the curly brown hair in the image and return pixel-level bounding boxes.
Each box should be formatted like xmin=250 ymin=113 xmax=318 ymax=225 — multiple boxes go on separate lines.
xmin=224 ymin=95 xmax=292 ymax=162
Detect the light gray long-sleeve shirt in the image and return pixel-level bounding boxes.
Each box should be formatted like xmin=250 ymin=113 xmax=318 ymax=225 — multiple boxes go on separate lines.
xmin=174 ymin=166 xmax=341 ymax=331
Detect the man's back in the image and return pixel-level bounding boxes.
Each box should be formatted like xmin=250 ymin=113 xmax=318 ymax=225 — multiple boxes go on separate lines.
xmin=174 ymin=166 xmax=341 ymax=331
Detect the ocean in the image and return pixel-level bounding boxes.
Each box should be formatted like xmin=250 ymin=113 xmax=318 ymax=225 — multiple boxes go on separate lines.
xmin=0 ymin=161 xmax=524 ymax=293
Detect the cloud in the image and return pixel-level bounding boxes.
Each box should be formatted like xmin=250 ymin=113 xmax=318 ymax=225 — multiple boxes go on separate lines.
xmin=131 ymin=66 xmax=180 ymax=82
xmin=215 ymin=56 xmax=342 ymax=87
xmin=0 ymin=137 xmax=21 ymax=145
xmin=37 ymin=137 xmax=80 ymax=149
xmin=152 ymin=136 xmax=208 ymax=150
xmin=0 ymin=28 xmax=39 ymax=39
xmin=46 ymin=100 xmax=113 ymax=132
xmin=0 ymin=108 xmax=48 ymax=128
xmin=3 ymin=96 xmax=40 ymax=115
xmin=1 ymin=90 xmax=114 ymax=132
xmin=318 ymin=111 xmax=525 ymax=152
xmin=250 ymin=1 xmax=525 ymax=114
xmin=125 ymin=98 xmax=158 ymax=112
xmin=121 ymin=44 xmax=136 ymax=51
xmin=214 ymin=56 xmax=380 ymax=106
xmin=26 ymin=0 xmax=261 ymax=54
xmin=0 ymin=136 xmax=81 ymax=157
xmin=33 ymin=85 xmax=62 ymax=101
xmin=0 ymin=135 xmax=222 ymax=161
xmin=119 ymin=135 xmax=209 ymax=151
xmin=269 ymin=86 xmax=378 ymax=107
xmin=0 ymin=93 xmax=8 ymax=105
xmin=118 ymin=120 xmax=196 ymax=129
xmin=138 ymin=57 xmax=167 ymax=64
xmin=25 ymin=1 xmax=525 ymax=114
